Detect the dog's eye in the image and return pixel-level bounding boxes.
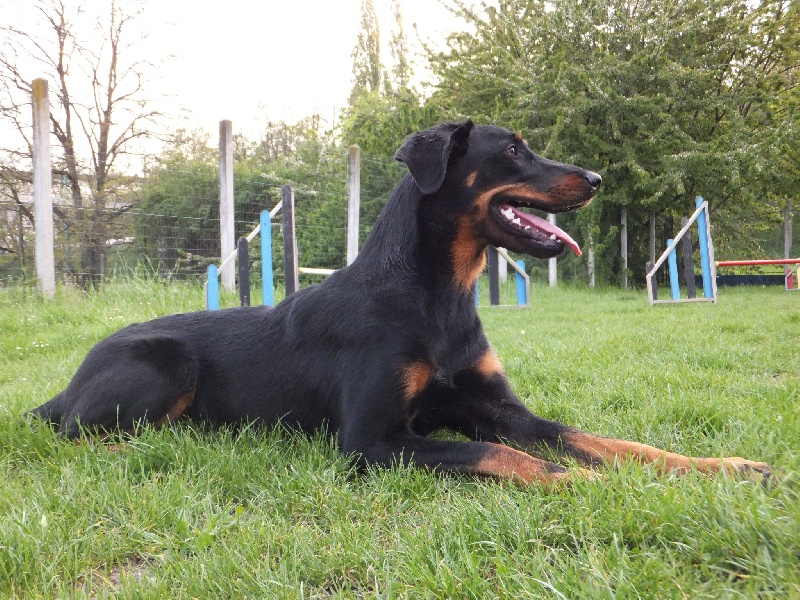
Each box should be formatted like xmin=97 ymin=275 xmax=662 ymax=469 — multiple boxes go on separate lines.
xmin=506 ymin=145 xmax=518 ymax=157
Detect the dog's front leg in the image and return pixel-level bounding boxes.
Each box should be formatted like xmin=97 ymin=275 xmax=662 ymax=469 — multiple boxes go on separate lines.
xmin=341 ymin=429 xmax=590 ymax=487
xmin=431 ymin=348 xmax=772 ymax=481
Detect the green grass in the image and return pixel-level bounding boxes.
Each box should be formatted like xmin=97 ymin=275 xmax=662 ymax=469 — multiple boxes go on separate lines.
xmin=1 ymin=279 xmax=799 ymax=598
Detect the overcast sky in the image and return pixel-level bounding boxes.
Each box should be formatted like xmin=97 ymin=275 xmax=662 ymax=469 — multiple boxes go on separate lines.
xmin=2 ymin=0 xmax=475 ymax=141
xmin=148 ymin=0 xmax=470 ymax=132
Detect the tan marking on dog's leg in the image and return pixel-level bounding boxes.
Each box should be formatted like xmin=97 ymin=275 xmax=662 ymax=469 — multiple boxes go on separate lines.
xmin=475 ymin=348 xmax=504 ymax=379
xmin=155 ymin=387 xmax=196 ymax=427
xmin=401 ymin=361 xmax=434 ymax=401
xmin=563 ymin=431 xmax=772 ymax=478
xmin=474 ymin=444 xmax=594 ymax=486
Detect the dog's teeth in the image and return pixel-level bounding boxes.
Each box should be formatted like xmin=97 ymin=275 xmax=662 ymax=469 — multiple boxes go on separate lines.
xmin=501 ymin=208 xmax=513 ymax=219
xmin=550 ymin=234 xmax=557 ymax=240
xmin=512 ymin=218 xmax=521 ymax=225
xmin=524 ymin=225 xmax=531 ymax=230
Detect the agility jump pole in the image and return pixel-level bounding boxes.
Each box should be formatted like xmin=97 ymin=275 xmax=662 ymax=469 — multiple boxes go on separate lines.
xmin=646 ymin=196 xmax=717 ymax=305
xmin=474 ymin=247 xmax=530 ymax=307
xmin=716 ymin=258 xmax=800 ymax=291
xmin=716 ymin=259 xmax=800 ymax=267
xmin=205 ymin=200 xmax=283 ymax=311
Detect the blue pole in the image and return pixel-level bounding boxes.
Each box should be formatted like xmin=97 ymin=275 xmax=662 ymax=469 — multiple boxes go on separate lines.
xmin=667 ymin=239 xmax=680 ymax=300
xmin=696 ymin=196 xmax=713 ymax=299
xmin=260 ymin=210 xmax=274 ymax=306
xmin=474 ymin=281 xmax=480 ymax=307
xmin=207 ymin=264 xmax=220 ymax=310
xmin=515 ymin=260 xmax=527 ymax=305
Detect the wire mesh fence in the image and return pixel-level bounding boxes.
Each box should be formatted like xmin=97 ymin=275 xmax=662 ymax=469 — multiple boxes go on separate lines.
xmin=4 ymin=149 xmax=794 ymax=293
xmin=0 ymin=150 xmax=409 ymax=292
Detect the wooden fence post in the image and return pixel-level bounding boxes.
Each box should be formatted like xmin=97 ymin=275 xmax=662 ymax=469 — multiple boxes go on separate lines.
xmin=238 ymin=236 xmax=250 ymax=306
xmin=548 ymin=214 xmax=557 ymax=287
xmin=219 ymin=120 xmax=235 ymax=291
xmin=621 ymin=207 xmax=628 ymax=290
xmin=32 ymin=78 xmax=55 ymax=298
xmin=487 ymin=245 xmax=500 ymax=305
xmin=282 ymin=185 xmax=299 ymax=295
xmin=347 ymin=145 xmax=361 ymax=265
xmin=649 ymin=208 xmax=656 ymax=266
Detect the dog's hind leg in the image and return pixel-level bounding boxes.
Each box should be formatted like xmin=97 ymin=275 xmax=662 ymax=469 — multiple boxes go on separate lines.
xmin=49 ymin=334 xmax=199 ymax=439
xmin=26 ymin=391 xmax=69 ymax=426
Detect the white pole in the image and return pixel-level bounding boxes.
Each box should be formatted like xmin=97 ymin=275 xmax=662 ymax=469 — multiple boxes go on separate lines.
xmin=219 ymin=120 xmax=235 ymax=290
xmin=347 ymin=145 xmax=361 ymax=265
xmin=32 ymin=78 xmax=55 ymax=298
xmin=548 ymin=214 xmax=557 ymax=287
xmin=498 ymin=247 xmax=508 ymax=283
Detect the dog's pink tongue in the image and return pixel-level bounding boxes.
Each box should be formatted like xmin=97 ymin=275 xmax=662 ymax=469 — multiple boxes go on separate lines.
xmin=510 ymin=207 xmax=582 ymax=256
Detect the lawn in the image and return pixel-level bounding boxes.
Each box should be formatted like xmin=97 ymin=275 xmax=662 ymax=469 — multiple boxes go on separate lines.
xmin=1 ymin=280 xmax=798 ymax=598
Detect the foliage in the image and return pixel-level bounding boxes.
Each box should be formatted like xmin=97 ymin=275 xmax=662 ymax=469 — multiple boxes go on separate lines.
xmin=0 ymin=0 xmax=163 ymax=285
xmin=350 ymin=0 xmax=383 ymax=105
xmin=428 ymin=0 xmax=800 ymax=283
xmin=134 ymin=124 xmax=351 ymax=276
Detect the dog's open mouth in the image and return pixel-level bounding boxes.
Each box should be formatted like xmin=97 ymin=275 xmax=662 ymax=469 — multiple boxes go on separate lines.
xmin=498 ymin=204 xmax=582 ymax=256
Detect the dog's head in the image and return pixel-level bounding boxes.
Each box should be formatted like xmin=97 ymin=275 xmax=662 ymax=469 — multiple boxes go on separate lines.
xmin=395 ymin=121 xmax=601 ymax=279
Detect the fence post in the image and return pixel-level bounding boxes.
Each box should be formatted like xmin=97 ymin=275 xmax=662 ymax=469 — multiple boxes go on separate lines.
xmin=282 ymin=185 xmax=299 ymax=295
xmin=219 ymin=120 xmax=235 ymax=291
xmin=347 ymin=145 xmax=361 ymax=265
xmin=621 ymin=207 xmax=628 ymax=290
xmin=238 ymin=237 xmax=250 ymax=306
xmin=487 ymin=246 xmax=500 ymax=305
xmin=548 ymin=214 xmax=558 ymax=287
xmin=787 ymin=201 xmax=795 ymax=288
xmin=260 ymin=210 xmax=274 ymax=306
xmin=32 ymin=78 xmax=55 ymax=298
xmin=498 ymin=247 xmax=508 ymax=283
xmin=649 ymin=208 xmax=656 ymax=266
xmin=646 ymin=262 xmax=658 ymax=301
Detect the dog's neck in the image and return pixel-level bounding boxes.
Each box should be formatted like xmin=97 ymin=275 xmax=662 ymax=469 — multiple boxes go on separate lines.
xmin=352 ymin=175 xmax=482 ymax=301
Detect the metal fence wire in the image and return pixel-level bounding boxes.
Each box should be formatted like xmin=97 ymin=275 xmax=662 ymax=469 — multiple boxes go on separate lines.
xmin=0 ymin=151 xmax=409 ymax=289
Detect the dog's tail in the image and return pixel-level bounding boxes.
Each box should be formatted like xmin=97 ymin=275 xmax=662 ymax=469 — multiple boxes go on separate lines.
xmin=27 ymin=392 xmax=68 ymax=427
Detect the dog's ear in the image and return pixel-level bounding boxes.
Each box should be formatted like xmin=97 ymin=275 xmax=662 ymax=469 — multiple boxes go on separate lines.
xmin=394 ymin=120 xmax=474 ymax=195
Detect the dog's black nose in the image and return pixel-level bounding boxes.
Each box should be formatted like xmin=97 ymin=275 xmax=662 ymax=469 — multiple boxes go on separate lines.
xmin=585 ymin=171 xmax=602 ymax=188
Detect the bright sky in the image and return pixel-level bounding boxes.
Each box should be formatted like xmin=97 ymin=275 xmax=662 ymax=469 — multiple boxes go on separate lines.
xmin=2 ymin=0 xmax=475 ymax=141
xmin=148 ymin=0 xmax=470 ymax=133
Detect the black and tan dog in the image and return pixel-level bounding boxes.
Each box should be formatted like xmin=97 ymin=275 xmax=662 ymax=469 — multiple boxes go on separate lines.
xmin=30 ymin=121 xmax=771 ymax=485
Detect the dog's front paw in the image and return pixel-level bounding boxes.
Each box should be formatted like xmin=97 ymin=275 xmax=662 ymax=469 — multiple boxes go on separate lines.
xmin=552 ymin=467 xmax=605 ymax=486
xmin=720 ymin=457 xmax=774 ymax=486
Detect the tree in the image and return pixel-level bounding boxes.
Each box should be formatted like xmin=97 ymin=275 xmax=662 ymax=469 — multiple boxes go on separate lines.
xmin=136 ymin=119 xmax=352 ymax=279
xmin=388 ymin=0 xmax=411 ymax=92
xmin=349 ymin=0 xmax=383 ymax=105
xmin=428 ymin=0 xmax=800 ymax=284
xmin=0 ymin=0 xmax=163 ymax=286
